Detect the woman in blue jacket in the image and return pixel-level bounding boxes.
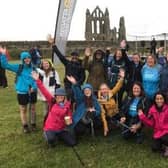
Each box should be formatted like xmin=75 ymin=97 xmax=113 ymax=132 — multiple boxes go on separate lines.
xmin=141 ymin=54 xmax=161 ymax=102
xmin=0 ymin=46 xmax=37 ymax=133
xmin=67 ymin=75 xmax=101 ymax=137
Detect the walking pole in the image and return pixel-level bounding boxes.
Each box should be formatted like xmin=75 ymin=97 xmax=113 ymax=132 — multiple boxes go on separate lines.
xmin=28 ymin=85 xmax=32 ymax=128
xmin=72 ymin=146 xmax=86 ymax=168
xmin=116 ymin=120 xmax=130 ymax=130
xmin=111 ymin=118 xmax=131 ymax=130
xmin=90 ymin=118 xmax=95 ymax=138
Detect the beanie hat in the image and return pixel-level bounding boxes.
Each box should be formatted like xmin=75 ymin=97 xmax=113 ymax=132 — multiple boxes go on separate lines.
xmin=71 ymin=51 xmax=79 ymax=56
xmin=82 ymin=83 xmax=93 ymax=91
xmin=55 ymin=88 xmax=66 ymax=96
xmin=20 ymin=51 xmax=31 ymax=61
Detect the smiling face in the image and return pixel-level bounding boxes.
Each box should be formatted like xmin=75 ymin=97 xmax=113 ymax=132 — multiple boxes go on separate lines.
xmin=24 ymin=57 xmax=31 ymax=65
xmin=42 ymin=60 xmax=50 ymax=70
xmin=132 ymin=54 xmax=140 ymax=65
xmin=55 ymin=95 xmax=65 ymax=103
xmin=146 ymin=55 xmax=155 ymax=67
xmin=155 ymin=94 xmax=165 ymax=108
xmin=83 ymin=88 xmax=92 ymax=97
xmin=71 ymin=55 xmax=78 ymax=62
xmin=99 ymin=83 xmax=110 ymax=96
xmin=132 ymin=84 xmax=142 ymax=97
xmin=115 ymin=50 xmax=122 ymax=60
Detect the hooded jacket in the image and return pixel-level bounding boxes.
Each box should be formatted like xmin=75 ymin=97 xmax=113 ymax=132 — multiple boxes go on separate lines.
xmin=83 ymin=49 xmax=107 ymax=92
xmin=0 ymin=52 xmax=37 ymax=94
xmin=98 ymin=78 xmax=123 ymax=134
xmin=35 ymin=79 xmax=72 ymax=131
xmin=139 ymin=104 xmax=168 ymax=139
xmin=52 ymin=45 xmax=85 ymax=88
xmin=71 ymin=83 xmax=101 ymax=128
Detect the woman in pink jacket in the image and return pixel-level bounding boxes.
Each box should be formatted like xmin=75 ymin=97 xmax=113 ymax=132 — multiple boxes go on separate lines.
xmin=32 ymin=71 xmax=76 ymax=148
xmin=138 ymin=91 xmax=168 ymax=157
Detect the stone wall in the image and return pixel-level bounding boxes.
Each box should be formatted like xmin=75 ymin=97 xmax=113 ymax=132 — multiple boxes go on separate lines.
xmin=0 ymin=40 xmax=166 ymax=59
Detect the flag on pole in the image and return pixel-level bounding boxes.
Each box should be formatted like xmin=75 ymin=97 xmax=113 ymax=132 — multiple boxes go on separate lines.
xmin=52 ymin=0 xmax=77 ymax=63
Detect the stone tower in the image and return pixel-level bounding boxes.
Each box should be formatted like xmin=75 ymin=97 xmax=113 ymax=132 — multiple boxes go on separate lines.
xmin=118 ymin=16 xmax=126 ymax=42
xmin=85 ymin=6 xmax=116 ymax=41
xmin=85 ymin=6 xmax=126 ymax=43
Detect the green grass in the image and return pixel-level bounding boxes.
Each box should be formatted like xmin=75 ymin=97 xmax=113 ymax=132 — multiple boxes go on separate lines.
xmin=0 ymin=62 xmax=168 ymax=168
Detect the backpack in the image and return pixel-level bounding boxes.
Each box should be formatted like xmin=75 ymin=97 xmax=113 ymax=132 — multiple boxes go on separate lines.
xmin=15 ymin=64 xmax=24 ymax=83
xmin=15 ymin=64 xmax=36 ymax=83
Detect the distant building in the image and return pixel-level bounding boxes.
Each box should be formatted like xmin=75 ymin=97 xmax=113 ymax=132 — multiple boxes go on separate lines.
xmin=85 ymin=6 xmax=126 ymax=43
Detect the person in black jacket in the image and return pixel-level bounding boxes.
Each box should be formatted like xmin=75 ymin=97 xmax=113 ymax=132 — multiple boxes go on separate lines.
xmin=52 ymin=45 xmax=85 ymax=102
xmin=160 ymin=53 xmax=168 ymax=102
xmin=119 ymin=81 xmax=151 ymax=144
xmin=107 ymin=48 xmax=130 ymax=108
xmin=150 ymin=37 xmax=157 ymax=55
xmin=126 ymin=53 xmax=144 ymax=95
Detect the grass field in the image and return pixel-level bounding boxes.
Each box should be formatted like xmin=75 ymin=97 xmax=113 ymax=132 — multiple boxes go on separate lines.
xmin=0 ymin=62 xmax=168 ymax=168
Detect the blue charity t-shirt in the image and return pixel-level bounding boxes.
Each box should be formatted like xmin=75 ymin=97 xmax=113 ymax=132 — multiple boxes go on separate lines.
xmin=142 ymin=64 xmax=161 ymax=99
xmin=128 ymin=98 xmax=140 ymax=117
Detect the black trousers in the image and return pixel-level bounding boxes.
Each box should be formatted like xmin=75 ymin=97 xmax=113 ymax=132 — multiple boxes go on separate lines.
xmin=0 ymin=67 xmax=8 ymax=87
xmin=44 ymin=130 xmax=77 ymax=147
xmin=152 ymin=134 xmax=168 ymax=152
xmin=74 ymin=117 xmax=102 ymax=136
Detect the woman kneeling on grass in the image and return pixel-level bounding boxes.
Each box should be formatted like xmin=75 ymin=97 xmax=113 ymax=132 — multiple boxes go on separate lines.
xmin=32 ymin=71 xmax=76 ymax=148
xmin=67 ymin=75 xmax=101 ymax=137
xmin=138 ymin=91 xmax=168 ymax=157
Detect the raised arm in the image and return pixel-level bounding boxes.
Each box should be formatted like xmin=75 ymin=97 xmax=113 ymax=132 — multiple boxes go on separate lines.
xmin=110 ymin=69 xmax=125 ymax=96
xmin=0 ymin=47 xmax=19 ymax=73
xmin=52 ymin=45 xmax=68 ymax=66
xmin=32 ymin=71 xmax=53 ymax=103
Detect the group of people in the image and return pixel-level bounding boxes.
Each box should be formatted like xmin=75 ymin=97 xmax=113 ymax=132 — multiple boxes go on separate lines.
xmin=1 ymin=39 xmax=168 ymax=157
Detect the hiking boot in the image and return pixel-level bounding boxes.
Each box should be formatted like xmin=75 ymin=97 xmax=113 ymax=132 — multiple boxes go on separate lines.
xmin=31 ymin=123 xmax=36 ymax=131
xmin=163 ymin=147 xmax=168 ymax=157
xmin=23 ymin=124 xmax=30 ymax=133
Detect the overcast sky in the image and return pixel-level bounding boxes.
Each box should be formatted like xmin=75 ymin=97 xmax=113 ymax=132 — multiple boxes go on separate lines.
xmin=0 ymin=0 xmax=168 ymax=41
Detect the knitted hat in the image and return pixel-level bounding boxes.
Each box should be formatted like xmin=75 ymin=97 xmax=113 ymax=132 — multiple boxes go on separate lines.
xmin=55 ymin=88 xmax=66 ymax=96
xmin=71 ymin=51 xmax=79 ymax=56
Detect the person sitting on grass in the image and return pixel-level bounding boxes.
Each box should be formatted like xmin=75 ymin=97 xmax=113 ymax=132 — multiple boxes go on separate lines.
xmin=67 ymin=75 xmax=101 ymax=137
xmin=97 ymin=68 xmax=125 ymax=136
xmin=138 ymin=91 xmax=168 ymax=157
xmin=119 ymin=82 xmax=151 ymax=144
xmin=0 ymin=46 xmax=37 ymax=133
xmin=32 ymin=71 xmax=76 ymax=148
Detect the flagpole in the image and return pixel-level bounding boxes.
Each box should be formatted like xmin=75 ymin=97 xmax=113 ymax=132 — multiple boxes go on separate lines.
xmin=52 ymin=0 xmax=61 ymax=63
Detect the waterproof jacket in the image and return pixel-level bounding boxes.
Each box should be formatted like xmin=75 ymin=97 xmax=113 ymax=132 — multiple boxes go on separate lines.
xmin=37 ymin=68 xmax=61 ymax=101
xmin=120 ymin=96 xmax=151 ymax=124
xmin=127 ymin=61 xmax=143 ymax=89
xmin=107 ymin=50 xmax=129 ymax=88
xmin=98 ymin=78 xmax=123 ymax=134
xmin=0 ymin=54 xmax=37 ymax=94
xmin=36 ymin=79 xmax=72 ymax=131
xmin=139 ymin=104 xmax=168 ymax=139
xmin=160 ymin=63 xmax=168 ymax=93
xmin=52 ymin=45 xmax=85 ymax=89
xmin=71 ymin=84 xmax=101 ymax=128
xmin=83 ymin=49 xmax=108 ymax=92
